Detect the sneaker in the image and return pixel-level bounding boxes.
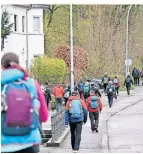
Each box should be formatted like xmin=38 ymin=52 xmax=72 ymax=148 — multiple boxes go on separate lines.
xmin=73 ymin=150 xmax=78 ymax=153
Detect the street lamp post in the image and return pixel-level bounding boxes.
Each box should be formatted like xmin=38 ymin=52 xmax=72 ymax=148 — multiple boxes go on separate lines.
xmin=70 ymin=4 xmax=74 ymax=93
xmin=125 ymin=4 xmax=132 ymax=77
xmin=26 ymin=4 xmax=32 ymax=70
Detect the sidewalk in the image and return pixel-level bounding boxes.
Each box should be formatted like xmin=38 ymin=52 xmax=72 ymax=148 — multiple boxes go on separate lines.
xmin=40 ymin=89 xmax=138 ymax=153
xmin=107 ymin=97 xmax=143 ymax=152
xmin=40 ymin=91 xmax=130 ymax=153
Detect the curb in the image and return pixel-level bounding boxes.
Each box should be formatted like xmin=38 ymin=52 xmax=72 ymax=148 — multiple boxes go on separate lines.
xmin=46 ymin=127 xmax=70 ymax=147
xmin=101 ymin=134 xmax=109 ymax=153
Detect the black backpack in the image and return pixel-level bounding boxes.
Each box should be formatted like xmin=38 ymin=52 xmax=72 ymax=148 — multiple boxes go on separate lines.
xmin=126 ymin=77 xmax=130 ymax=84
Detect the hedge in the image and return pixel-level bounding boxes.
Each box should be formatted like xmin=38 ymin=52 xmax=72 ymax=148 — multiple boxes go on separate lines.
xmin=30 ymin=56 xmax=67 ymax=84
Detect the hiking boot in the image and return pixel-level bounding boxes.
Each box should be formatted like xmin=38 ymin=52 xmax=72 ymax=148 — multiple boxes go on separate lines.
xmin=95 ymin=128 xmax=98 ymax=133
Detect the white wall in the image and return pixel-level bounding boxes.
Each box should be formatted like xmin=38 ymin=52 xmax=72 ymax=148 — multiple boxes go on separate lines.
xmin=2 ymin=5 xmax=44 ymax=69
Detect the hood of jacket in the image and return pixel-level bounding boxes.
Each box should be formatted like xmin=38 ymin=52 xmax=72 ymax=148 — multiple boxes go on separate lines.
xmin=68 ymin=95 xmax=79 ymax=102
xmin=1 ymin=68 xmax=24 ymax=86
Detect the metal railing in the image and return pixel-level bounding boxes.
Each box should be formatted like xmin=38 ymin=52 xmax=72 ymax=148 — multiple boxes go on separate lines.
xmin=51 ymin=105 xmax=65 ymax=142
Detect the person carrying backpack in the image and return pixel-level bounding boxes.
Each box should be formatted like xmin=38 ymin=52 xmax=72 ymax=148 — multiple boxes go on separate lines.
xmin=77 ymin=80 xmax=84 ymax=99
xmin=132 ymin=67 xmax=140 ymax=86
xmin=1 ymin=52 xmax=48 ymax=153
xmin=124 ymin=74 xmax=134 ymax=95
xmin=90 ymin=83 xmax=101 ymax=97
xmin=83 ymin=82 xmax=90 ymax=101
xmin=64 ymin=85 xmax=71 ymax=106
xmin=113 ymin=76 xmax=120 ymax=95
xmin=106 ymin=81 xmax=115 ymax=108
xmin=86 ymin=90 xmax=102 ymax=133
xmin=65 ymin=91 xmax=87 ymax=153
xmin=140 ymin=68 xmax=143 ymax=86
xmin=53 ymin=83 xmax=64 ymax=112
xmin=102 ymin=73 xmax=110 ymax=93
xmin=44 ymin=83 xmax=52 ymax=108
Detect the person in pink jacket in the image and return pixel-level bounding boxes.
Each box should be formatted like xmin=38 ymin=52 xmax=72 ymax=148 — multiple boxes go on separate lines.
xmin=1 ymin=52 xmax=48 ymax=153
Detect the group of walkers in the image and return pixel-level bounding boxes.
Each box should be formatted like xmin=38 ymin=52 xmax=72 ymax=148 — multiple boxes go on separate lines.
xmin=1 ymin=52 xmax=143 ymax=153
xmin=64 ymin=90 xmax=102 ymax=153
xmin=132 ymin=67 xmax=143 ymax=86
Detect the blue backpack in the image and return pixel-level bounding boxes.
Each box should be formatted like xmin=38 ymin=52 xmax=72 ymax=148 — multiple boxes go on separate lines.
xmin=90 ymin=96 xmax=99 ymax=109
xmin=84 ymin=85 xmax=90 ymax=93
xmin=69 ymin=100 xmax=83 ymax=119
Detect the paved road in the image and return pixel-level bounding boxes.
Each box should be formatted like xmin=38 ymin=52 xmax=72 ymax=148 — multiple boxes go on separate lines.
xmin=40 ymin=87 xmax=143 ymax=153
xmin=108 ymin=87 xmax=143 ymax=153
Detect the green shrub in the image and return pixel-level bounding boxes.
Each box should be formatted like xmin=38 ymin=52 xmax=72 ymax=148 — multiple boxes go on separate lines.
xmin=30 ymin=56 xmax=67 ymax=84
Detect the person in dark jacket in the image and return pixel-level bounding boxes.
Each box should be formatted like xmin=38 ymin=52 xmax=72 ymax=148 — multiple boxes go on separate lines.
xmin=132 ymin=67 xmax=140 ymax=86
xmin=77 ymin=80 xmax=84 ymax=99
xmin=44 ymin=83 xmax=52 ymax=108
xmin=90 ymin=83 xmax=101 ymax=97
xmin=65 ymin=91 xmax=87 ymax=153
xmin=64 ymin=85 xmax=71 ymax=106
xmin=140 ymin=68 xmax=143 ymax=86
xmin=106 ymin=81 xmax=115 ymax=108
xmin=124 ymin=74 xmax=134 ymax=95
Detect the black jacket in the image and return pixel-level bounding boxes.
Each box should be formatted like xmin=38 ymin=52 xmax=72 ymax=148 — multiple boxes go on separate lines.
xmin=44 ymin=87 xmax=51 ymax=103
xmin=124 ymin=77 xmax=133 ymax=86
xmin=90 ymin=86 xmax=101 ymax=97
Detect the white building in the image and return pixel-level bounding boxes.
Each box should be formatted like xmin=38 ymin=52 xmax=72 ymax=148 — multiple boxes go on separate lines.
xmin=2 ymin=4 xmax=46 ymax=69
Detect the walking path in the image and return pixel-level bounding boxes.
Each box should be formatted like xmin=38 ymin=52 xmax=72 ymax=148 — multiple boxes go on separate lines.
xmin=40 ymin=87 xmax=142 ymax=153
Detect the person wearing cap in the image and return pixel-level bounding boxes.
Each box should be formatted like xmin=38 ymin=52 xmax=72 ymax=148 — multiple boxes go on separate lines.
xmin=65 ymin=91 xmax=87 ymax=153
xmin=102 ymin=72 xmax=110 ymax=93
xmin=86 ymin=90 xmax=103 ymax=132
xmin=106 ymin=81 xmax=115 ymax=108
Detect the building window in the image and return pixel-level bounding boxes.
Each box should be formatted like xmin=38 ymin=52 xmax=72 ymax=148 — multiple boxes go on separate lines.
xmin=33 ymin=16 xmax=40 ymax=33
xmin=14 ymin=15 xmax=18 ymax=31
xmin=22 ymin=16 xmax=25 ymax=32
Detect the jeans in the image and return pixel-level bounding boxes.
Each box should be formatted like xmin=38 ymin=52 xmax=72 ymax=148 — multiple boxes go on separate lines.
xmin=89 ymin=112 xmax=99 ymax=131
xmin=56 ymin=98 xmax=63 ymax=112
xmin=70 ymin=122 xmax=82 ymax=151
xmin=126 ymin=85 xmax=131 ymax=95
xmin=107 ymin=93 xmax=114 ymax=107
xmin=2 ymin=145 xmax=40 ymax=153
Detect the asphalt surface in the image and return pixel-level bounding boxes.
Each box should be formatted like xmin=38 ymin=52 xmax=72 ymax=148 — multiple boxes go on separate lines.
xmin=40 ymin=86 xmax=143 ymax=153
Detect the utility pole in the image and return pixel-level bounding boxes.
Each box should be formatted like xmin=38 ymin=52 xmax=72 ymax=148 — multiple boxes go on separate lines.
xmin=70 ymin=4 xmax=74 ymax=93
xmin=125 ymin=4 xmax=132 ymax=77
xmin=26 ymin=4 xmax=32 ymax=70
